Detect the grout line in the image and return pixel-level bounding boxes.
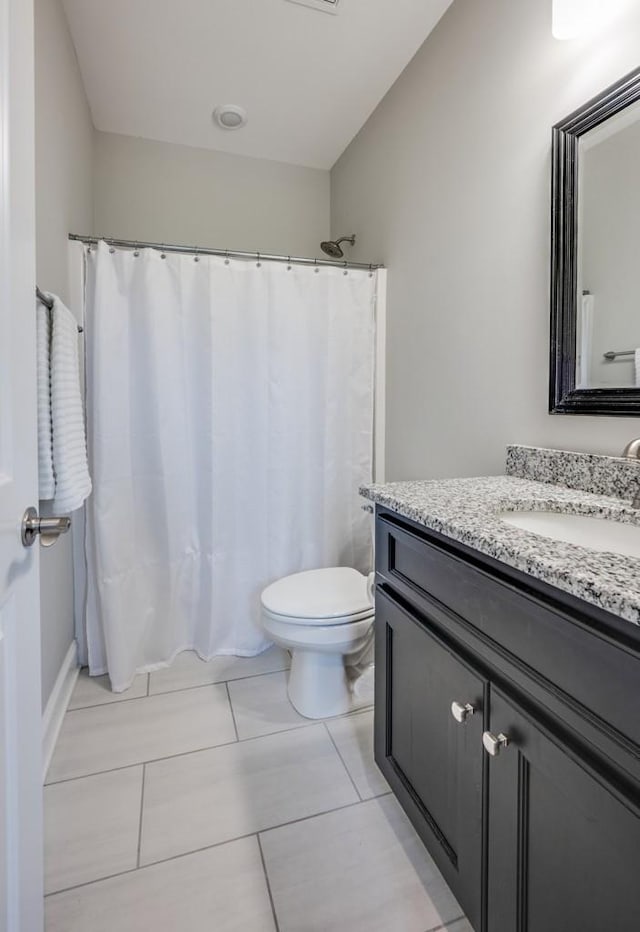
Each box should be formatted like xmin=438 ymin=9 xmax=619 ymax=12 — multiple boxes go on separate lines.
xmin=67 ymin=665 xmax=291 ymax=712
xmin=340 ymin=704 xmax=375 ymax=720
xmin=225 ymin=682 xmax=239 ymax=742
xmin=150 ymin=665 xmax=291 ymax=697
xmin=46 ymin=797 xmax=371 ymax=899
xmin=136 ymin=763 xmax=146 ymax=868
xmin=45 ymin=707 xmax=377 ymax=787
xmin=64 ymin=681 xmax=227 ymax=714
xmin=257 ymin=797 xmax=366 ymax=838
xmin=256 ymin=833 xmax=280 ymax=932
xmin=323 ymin=722 xmax=362 ymax=801
xmin=44 ymin=739 xmax=238 ymax=787
xmin=424 ymin=917 xmax=466 ymax=932
xmin=44 ymin=719 xmax=328 ymax=787
xmin=67 ymin=693 xmax=152 ymax=713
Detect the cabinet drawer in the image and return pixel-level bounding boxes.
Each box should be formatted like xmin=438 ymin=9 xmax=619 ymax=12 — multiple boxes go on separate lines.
xmin=376 ymin=510 xmax=640 ymax=765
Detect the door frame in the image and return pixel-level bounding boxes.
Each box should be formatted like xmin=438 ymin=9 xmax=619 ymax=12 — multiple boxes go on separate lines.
xmin=0 ymin=0 xmax=44 ymax=927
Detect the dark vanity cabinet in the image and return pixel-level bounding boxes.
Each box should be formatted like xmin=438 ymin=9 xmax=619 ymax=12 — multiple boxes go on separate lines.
xmin=374 ymin=508 xmax=640 ymax=932
xmin=486 ymin=688 xmax=640 ymax=932
xmin=376 ymin=588 xmax=485 ymax=926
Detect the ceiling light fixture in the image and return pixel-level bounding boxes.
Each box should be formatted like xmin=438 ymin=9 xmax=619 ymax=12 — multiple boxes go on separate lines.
xmin=552 ymin=0 xmax=602 ymax=39
xmin=212 ymin=105 xmax=248 ymax=130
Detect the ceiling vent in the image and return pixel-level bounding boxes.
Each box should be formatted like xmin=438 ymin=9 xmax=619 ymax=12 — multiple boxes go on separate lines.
xmin=212 ymin=105 xmax=248 ymax=131
xmin=286 ymin=0 xmax=340 ymax=14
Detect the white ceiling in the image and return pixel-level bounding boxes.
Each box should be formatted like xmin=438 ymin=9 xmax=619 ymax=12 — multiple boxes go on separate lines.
xmin=62 ymin=0 xmax=453 ymax=170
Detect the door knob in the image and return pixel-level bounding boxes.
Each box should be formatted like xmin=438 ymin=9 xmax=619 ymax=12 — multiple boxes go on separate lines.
xmin=21 ymin=507 xmax=71 ymax=548
xmin=451 ymin=701 xmax=475 ymax=724
xmin=482 ymin=731 xmax=510 ymax=757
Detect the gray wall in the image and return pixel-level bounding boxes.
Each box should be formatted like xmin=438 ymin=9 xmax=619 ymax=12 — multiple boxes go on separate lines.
xmin=35 ymin=0 xmax=94 ymax=709
xmin=94 ymin=131 xmax=330 ymax=256
xmin=331 ymin=0 xmax=640 ymax=481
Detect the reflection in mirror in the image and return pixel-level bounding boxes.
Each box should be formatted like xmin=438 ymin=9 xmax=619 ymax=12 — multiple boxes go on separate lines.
xmin=577 ymin=99 xmax=640 ymax=389
xmin=550 ymin=66 xmax=640 ymax=415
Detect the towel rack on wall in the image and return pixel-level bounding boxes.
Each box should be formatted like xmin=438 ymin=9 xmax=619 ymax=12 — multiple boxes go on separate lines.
xmin=36 ymin=286 xmax=83 ymax=333
xmin=36 ymin=285 xmax=53 ymax=309
xmin=603 ymin=349 xmax=636 ymax=360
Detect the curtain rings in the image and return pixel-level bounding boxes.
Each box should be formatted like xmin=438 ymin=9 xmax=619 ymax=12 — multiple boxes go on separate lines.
xmin=133 ymin=242 xmax=140 ymax=257
xmin=256 ymin=252 xmax=262 ymax=268
xmin=287 ymin=257 xmax=292 ymax=271
xmin=225 ymin=250 xmax=230 ymax=266
xmin=194 ymin=246 xmax=200 ymax=262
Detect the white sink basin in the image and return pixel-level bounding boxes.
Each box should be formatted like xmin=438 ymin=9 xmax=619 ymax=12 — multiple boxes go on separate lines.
xmin=498 ymin=511 xmax=640 ymax=558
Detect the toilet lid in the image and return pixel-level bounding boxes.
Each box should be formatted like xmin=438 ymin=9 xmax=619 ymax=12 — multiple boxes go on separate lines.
xmin=261 ymin=567 xmax=373 ymax=620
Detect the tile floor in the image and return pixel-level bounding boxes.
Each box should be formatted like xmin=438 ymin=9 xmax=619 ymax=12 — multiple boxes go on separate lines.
xmin=44 ymin=647 xmax=472 ymax=932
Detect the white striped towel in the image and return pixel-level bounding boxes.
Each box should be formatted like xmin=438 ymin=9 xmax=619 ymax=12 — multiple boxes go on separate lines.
xmin=36 ymin=297 xmax=55 ymax=499
xmin=50 ymin=295 xmax=92 ymax=511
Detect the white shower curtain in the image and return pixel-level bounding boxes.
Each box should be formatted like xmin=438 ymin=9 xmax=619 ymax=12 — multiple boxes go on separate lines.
xmin=82 ymin=241 xmax=377 ymax=691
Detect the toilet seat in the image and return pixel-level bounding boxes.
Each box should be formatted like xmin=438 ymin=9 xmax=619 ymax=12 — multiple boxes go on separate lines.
xmin=263 ymin=605 xmax=374 ymax=629
xmin=261 ymin=567 xmax=373 ymax=625
xmin=262 ymin=610 xmax=373 ymax=651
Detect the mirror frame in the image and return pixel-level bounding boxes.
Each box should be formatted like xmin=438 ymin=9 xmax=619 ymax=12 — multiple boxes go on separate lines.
xmin=550 ymin=66 xmax=640 ymax=416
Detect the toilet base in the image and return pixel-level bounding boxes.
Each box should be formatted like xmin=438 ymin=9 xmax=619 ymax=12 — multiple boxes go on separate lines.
xmin=287 ymin=648 xmax=370 ymax=719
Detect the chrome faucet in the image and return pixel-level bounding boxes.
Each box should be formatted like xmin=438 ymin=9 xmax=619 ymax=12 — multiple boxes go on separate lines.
xmin=622 ymin=439 xmax=640 ymax=508
xmin=623 ymin=438 xmax=640 ymax=460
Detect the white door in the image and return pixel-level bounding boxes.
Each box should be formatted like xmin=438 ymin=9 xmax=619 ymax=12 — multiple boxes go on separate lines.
xmin=0 ymin=0 xmax=45 ymax=929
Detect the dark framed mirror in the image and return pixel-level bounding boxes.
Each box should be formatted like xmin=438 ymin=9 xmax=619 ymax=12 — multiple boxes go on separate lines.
xmin=550 ymin=66 xmax=640 ymax=415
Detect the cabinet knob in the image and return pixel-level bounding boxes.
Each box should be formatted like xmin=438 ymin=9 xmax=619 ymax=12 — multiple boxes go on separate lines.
xmin=451 ymin=701 xmax=475 ymax=724
xmin=482 ymin=731 xmax=510 ymax=757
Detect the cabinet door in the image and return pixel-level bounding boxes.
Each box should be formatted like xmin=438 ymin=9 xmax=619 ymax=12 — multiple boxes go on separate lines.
xmin=375 ymin=588 xmax=485 ymax=930
xmin=486 ymin=688 xmax=640 ymax=932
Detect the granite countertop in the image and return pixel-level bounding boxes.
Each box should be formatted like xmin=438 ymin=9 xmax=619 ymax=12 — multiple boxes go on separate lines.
xmin=361 ymin=473 xmax=640 ymax=626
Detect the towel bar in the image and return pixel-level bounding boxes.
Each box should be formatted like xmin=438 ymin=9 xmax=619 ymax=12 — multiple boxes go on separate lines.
xmin=603 ymin=349 xmax=636 ymax=360
xmin=36 ymin=286 xmax=83 ymax=333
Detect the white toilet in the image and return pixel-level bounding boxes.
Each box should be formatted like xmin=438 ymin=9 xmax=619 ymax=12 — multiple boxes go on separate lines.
xmin=261 ymin=566 xmax=375 ymax=719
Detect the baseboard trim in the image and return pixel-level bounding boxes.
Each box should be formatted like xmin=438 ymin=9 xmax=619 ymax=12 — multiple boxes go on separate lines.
xmin=42 ymin=640 xmax=79 ymax=782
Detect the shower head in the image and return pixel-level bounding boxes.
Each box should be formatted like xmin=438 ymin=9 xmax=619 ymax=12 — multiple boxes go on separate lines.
xmin=320 ymin=234 xmax=356 ymax=259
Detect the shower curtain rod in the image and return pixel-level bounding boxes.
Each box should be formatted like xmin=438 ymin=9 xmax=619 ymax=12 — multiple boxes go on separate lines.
xmin=68 ymin=234 xmax=384 ymax=271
